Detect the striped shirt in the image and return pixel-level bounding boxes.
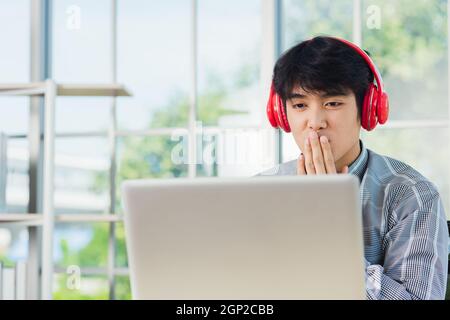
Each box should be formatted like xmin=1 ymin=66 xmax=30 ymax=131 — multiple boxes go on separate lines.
xmin=258 ymin=139 xmax=449 ymax=299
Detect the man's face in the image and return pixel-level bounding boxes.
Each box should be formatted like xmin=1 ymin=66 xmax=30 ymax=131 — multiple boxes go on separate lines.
xmin=285 ymin=86 xmax=361 ymax=167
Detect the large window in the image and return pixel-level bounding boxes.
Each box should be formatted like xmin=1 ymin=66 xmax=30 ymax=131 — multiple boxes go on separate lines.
xmin=0 ymin=0 xmax=31 ymax=291
xmin=52 ymin=0 xmax=267 ymax=299
xmin=0 ymin=0 xmax=448 ymax=300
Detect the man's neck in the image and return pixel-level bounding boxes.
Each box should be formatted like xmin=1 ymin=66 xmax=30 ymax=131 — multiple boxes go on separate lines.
xmin=335 ymin=140 xmax=361 ymax=173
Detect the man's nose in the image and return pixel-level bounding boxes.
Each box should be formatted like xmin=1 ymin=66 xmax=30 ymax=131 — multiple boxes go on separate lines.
xmin=307 ymin=109 xmax=327 ymax=131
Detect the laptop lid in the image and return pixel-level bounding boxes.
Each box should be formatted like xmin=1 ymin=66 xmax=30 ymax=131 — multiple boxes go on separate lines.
xmin=122 ymin=175 xmax=366 ymax=300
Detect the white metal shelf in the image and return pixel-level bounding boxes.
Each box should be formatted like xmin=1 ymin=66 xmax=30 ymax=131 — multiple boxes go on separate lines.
xmin=0 ymin=214 xmax=43 ymax=226
xmin=56 ymin=214 xmax=123 ymax=223
xmin=0 ymin=213 xmax=123 ymax=225
xmin=0 ymin=80 xmax=131 ymax=299
xmin=54 ymin=266 xmax=129 ymax=276
xmin=0 ymin=82 xmax=131 ymax=97
xmin=57 ymin=83 xmax=130 ymax=97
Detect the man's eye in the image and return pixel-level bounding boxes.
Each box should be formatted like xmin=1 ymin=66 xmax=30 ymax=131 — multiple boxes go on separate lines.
xmin=292 ymin=104 xmax=306 ymax=109
xmin=326 ymin=102 xmax=342 ymax=107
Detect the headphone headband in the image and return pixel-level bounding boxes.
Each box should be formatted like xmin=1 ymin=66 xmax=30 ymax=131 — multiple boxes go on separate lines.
xmin=330 ymin=37 xmax=384 ymax=93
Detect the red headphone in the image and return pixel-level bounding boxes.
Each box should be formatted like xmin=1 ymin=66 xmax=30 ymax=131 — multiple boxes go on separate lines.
xmin=266 ymin=37 xmax=389 ymax=132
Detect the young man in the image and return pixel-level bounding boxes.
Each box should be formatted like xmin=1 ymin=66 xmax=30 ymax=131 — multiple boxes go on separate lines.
xmin=259 ymin=36 xmax=449 ymax=300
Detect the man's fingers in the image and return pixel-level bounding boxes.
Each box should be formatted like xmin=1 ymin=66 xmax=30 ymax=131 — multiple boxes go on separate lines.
xmin=303 ymin=138 xmax=316 ymax=174
xmin=309 ymin=132 xmax=326 ymax=174
xmin=302 ymin=132 xmax=349 ymax=176
xmin=297 ymin=154 xmax=306 ymax=175
xmin=319 ymin=135 xmax=336 ymax=174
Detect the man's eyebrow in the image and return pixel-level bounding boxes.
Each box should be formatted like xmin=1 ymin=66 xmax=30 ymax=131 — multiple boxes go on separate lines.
xmin=320 ymin=92 xmax=348 ymax=98
xmin=287 ymin=92 xmax=307 ymax=99
xmin=288 ymin=91 xmax=348 ymax=99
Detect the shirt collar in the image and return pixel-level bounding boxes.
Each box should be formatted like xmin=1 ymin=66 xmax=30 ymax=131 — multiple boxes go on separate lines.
xmin=348 ymin=139 xmax=368 ymax=182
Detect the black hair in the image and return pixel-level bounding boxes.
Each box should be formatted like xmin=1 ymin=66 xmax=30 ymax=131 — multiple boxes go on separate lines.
xmin=273 ymin=36 xmax=374 ymax=120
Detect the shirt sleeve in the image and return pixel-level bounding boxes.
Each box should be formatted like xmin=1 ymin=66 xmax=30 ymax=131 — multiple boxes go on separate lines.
xmin=365 ymin=181 xmax=449 ymax=300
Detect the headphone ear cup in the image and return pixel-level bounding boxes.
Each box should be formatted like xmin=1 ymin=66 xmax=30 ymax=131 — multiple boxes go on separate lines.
xmin=274 ymin=94 xmax=288 ymax=132
xmin=277 ymin=95 xmax=291 ymax=133
xmin=369 ymin=88 xmax=378 ymax=130
xmin=362 ymin=84 xmax=378 ymax=131
xmin=266 ymin=86 xmax=278 ymax=128
xmin=377 ymin=92 xmax=389 ymax=124
xmin=273 ymin=92 xmax=281 ymax=128
xmin=361 ymin=85 xmax=371 ymax=130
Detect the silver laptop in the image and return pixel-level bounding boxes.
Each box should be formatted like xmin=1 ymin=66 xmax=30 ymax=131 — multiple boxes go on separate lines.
xmin=122 ymin=175 xmax=366 ymax=300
